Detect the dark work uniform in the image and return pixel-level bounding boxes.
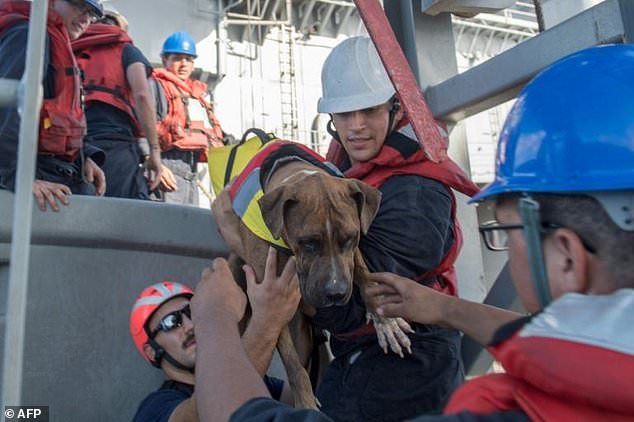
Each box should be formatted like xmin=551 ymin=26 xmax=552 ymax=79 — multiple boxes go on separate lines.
xmin=133 ymin=376 xmax=284 ymax=422
xmin=84 ymin=44 xmax=152 ymax=199
xmin=230 ymin=397 xmax=530 ymax=422
xmin=0 ymin=23 xmax=103 ymax=193
xmin=311 ymin=132 xmax=465 ymax=421
xmin=230 ymin=319 xmax=537 ymax=421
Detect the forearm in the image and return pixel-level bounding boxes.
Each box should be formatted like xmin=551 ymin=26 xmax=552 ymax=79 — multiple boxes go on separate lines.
xmin=440 ymin=296 xmax=522 ymax=346
xmin=134 ymin=91 xmax=160 ymax=151
xmin=127 ymin=63 xmax=160 ymax=151
xmin=241 ymin=318 xmax=281 ymax=376
xmin=168 ymin=396 xmax=198 ymax=422
xmin=195 ymin=313 xmax=271 ymax=422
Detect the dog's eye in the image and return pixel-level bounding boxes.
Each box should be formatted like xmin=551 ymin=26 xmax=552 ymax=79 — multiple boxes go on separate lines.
xmin=300 ymin=239 xmax=320 ymax=254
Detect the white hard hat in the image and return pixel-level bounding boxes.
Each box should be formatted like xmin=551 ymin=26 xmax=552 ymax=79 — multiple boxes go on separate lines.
xmin=318 ymin=36 xmax=395 ymax=114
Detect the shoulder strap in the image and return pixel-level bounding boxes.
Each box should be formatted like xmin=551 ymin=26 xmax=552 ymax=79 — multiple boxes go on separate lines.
xmin=223 ymin=128 xmax=276 ymax=186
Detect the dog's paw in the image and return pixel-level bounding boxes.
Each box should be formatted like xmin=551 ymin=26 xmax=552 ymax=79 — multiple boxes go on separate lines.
xmin=367 ymin=312 xmax=414 ymax=358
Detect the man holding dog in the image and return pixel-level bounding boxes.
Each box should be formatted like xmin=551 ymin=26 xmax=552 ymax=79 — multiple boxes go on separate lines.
xmin=130 ymin=249 xmax=299 ymax=421
xmin=307 ymin=36 xmax=479 ymax=421
xmin=194 ymin=45 xmax=634 ymax=422
xmin=189 ymin=44 xmax=634 ymax=422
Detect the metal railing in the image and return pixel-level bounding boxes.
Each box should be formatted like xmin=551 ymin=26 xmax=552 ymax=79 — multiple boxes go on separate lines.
xmin=1 ymin=0 xmax=49 ymax=408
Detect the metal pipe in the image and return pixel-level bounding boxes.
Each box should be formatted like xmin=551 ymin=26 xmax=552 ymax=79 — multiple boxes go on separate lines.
xmin=398 ymin=0 xmax=421 ymax=86
xmin=2 ymin=0 xmax=49 ymax=408
xmin=226 ymin=18 xmax=290 ymax=25
xmin=226 ymin=0 xmax=290 ymax=26
xmin=315 ymin=0 xmax=354 ymax=7
xmin=0 ymin=79 xmax=19 ymax=107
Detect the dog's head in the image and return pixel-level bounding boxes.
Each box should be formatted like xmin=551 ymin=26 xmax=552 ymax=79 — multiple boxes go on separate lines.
xmin=259 ymin=172 xmax=381 ymax=307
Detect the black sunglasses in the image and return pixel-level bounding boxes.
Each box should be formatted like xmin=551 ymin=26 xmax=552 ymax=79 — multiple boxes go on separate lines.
xmin=148 ymin=304 xmax=191 ymax=339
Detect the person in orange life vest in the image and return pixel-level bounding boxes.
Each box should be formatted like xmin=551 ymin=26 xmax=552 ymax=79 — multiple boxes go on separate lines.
xmin=130 ymin=248 xmax=297 ymax=422
xmin=150 ymin=31 xmax=225 ymax=206
xmin=301 ymin=36 xmax=479 ymax=422
xmin=178 ymin=45 xmax=634 ymax=422
xmin=0 ymin=0 xmax=106 ymax=211
xmin=72 ymin=7 xmax=161 ymax=200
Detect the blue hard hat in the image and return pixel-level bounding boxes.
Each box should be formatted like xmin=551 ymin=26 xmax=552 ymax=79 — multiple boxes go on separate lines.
xmin=472 ymin=44 xmax=634 ymax=203
xmin=161 ymin=32 xmax=197 ymax=58
xmin=84 ymin=0 xmax=104 ymax=18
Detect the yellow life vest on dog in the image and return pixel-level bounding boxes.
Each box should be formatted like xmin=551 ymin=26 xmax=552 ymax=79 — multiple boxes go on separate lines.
xmin=217 ymin=134 xmax=343 ymax=253
xmin=207 ymin=128 xmax=277 ymax=195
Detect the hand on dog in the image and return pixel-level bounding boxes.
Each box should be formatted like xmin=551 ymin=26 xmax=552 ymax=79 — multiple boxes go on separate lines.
xmin=192 ymin=258 xmax=247 ymax=326
xmin=367 ymin=272 xmax=450 ymax=325
xmin=245 ymin=247 xmax=301 ymax=333
xmin=362 ymin=274 xmax=415 ymax=357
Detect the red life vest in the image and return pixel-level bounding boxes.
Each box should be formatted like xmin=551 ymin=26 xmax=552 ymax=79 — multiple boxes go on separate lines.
xmin=0 ymin=1 xmax=86 ymax=161
xmin=151 ymin=68 xmax=224 ymax=161
xmin=327 ymin=126 xmax=479 ymax=296
xmin=72 ymin=23 xmax=142 ymax=136
xmin=445 ymin=291 xmax=634 ymax=421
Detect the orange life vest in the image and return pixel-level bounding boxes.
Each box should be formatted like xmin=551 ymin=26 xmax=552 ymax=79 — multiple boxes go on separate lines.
xmin=151 ymin=68 xmax=224 ymax=161
xmin=72 ymin=23 xmax=142 ymax=136
xmin=0 ymin=0 xmax=86 ymax=161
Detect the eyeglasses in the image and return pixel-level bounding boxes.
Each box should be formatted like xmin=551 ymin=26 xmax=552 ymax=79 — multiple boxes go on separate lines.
xmin=63 ymin=0 xmax=100 ymax=21
xmin=148 ymin=304 xmax=191 ymax=339
xmin=479 ymin=221 xmax=596 ymax=253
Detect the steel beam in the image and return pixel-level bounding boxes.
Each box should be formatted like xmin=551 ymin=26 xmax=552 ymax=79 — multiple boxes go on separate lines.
xmin=426 ymin=0 xmax=629 ymax=122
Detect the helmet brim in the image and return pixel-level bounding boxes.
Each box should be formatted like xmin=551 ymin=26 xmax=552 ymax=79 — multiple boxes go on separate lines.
xmin=317 ymin=89 xmax=394 ymax=114
xmin=161 ymin=50 xmax=198 ymax=59
xmin=85 ymin=1 xmax=104 ymax=18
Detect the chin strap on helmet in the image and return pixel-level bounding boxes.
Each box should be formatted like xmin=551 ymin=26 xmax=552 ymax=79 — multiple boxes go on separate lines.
xmin=386 ymin=96 xmax=401 ymax=141
xmin=148 ymin=338 xmax=195 ymax=374
xmin=518 ymin=196 xmax=552 ymax=309
xmin=326 ymin=118 xmax=341 ymax=142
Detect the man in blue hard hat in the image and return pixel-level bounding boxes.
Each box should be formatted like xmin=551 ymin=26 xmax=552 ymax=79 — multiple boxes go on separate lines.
xmin=150 ymin=31 xmax=226 ymax=206
xmin=0 ymin=0 xmax=107 ymax=211
xmin=186 ymin=44 xmax=634 ymax=422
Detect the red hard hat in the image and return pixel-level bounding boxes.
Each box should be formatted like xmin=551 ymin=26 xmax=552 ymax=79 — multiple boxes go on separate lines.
xmin=129 ymin=281 xmax=194 ymax=362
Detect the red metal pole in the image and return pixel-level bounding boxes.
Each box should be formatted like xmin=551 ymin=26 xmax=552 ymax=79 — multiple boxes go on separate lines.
xmin=353 ymin=0 xmax=448 ymax=162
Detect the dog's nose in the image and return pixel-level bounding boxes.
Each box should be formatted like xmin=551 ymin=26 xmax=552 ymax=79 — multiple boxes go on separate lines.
xmin=325 ymin=281 xmax=348 ymax=304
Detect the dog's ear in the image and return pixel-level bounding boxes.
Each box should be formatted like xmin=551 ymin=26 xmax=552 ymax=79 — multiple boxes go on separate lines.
xmin=348 ymin=180 xmax=382 ymax=234
xmin=258 ymin=185 xmax=297 ymax=239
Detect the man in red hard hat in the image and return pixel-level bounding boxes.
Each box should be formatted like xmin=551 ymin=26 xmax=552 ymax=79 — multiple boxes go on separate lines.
xmin=130 ymin=249 xmax=300 ymax=421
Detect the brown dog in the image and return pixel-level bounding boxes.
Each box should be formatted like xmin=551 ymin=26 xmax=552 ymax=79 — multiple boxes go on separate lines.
xmin=212 ymin=145 xmax=412 ymax=408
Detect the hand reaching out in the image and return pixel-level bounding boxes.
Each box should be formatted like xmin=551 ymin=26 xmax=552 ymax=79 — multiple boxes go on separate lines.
xmin=192 ymin=258 xmax=247 ymax=326
xmin=365 ymin=272 xmax=451 ymax=326
xmin=245 ymin=247 xmax=301 ymax=332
